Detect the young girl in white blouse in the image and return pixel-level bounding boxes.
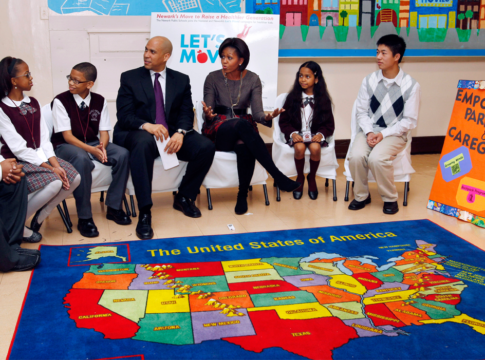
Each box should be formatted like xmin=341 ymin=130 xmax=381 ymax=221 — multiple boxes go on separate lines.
xmin=0 ymin=57 xmax=80 ymax=242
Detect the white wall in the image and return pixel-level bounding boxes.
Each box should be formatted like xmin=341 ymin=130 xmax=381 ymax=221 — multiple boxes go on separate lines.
xmin=1 ymin=0 xmax=484 ymax=142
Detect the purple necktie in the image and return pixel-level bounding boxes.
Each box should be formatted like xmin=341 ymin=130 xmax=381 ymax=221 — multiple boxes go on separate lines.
xmin=154 ymin=73 xmax=168 ymax=128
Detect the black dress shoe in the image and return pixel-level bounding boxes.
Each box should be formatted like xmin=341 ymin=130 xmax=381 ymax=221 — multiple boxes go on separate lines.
xmin=235 ymin=193 xmax=248 ymax=215
xmin=16 ymin=248 xmax=41 ymax=256
xmin=383 ymin=201 xmax=399 ymax=214
xmin=308 ymin=190 xmax=319 ymax=200
xmin=30 ymin=208 xmax=44 ymax=232
xmin=277 ymin=177 xmax=301 ymax=192
xmin=136 ymin=213 xmax=154 ymax=240
xmin=348 ymin=196 xmax=371 ymax=210
xmin=77 ymin=218 xmax=99 ymax=238
xmin=293 ymin=190 xmax=303 ymax=200
xmin=12 ymin=252 xmax=40 ymax=271
xmin=173 ymin=194 xmax=202 ymax=218
xmin=106 ymin=207 xmax=132 ymax=225
xmin=23 ymin=230 xmax=42 ymax=243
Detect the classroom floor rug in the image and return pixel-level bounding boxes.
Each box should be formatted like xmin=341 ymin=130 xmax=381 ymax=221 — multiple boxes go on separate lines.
xmin=7 ymin=219 xmax=485 ymax=360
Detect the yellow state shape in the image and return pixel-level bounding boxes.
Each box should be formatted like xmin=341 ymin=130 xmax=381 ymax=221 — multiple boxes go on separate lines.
xmin=248 ymin=302 xmax=332 ymax=320
xmin=363 ymin=289 xmax=417 ymax=305
xmin=299 ymin=262 xmax=343 ymax=276
xmin=434 ymin=264 xmax=445 ymax=270
xmin=420 ymin=282 xmax=467 ymax=296
xmin=222 ymin=258 xmax=274 ymax=273
xmin=146 ymin=289 xmax=190 ymax=313
xmin=328 ymin=275 xmax=367 ymax=295
xmin=420 ymin=314 xmax=485 ymax=335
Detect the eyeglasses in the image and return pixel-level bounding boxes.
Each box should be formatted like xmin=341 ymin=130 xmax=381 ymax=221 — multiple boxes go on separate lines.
xmin=66 ymin=75 xmax=90 ymax=85
xmin=14 ymin=72 xmax=32 ymax=79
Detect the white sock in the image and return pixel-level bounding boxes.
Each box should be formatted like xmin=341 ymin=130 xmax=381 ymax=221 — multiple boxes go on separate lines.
xmin=23 ymin=227 xmax=33 ymax=237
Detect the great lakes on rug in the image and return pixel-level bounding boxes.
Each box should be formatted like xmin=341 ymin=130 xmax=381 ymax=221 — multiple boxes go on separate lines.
xmin=7 ymin=219 xmax=485 ymax=360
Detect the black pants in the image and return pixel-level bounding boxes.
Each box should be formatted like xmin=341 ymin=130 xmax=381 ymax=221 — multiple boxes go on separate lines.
xmin=0 ymin=177 xmax=28 ymax=272
xmin=215 ymin=119 xmax=285 ymax=192
xmin=117 ymin=130 xmax=215 ymax=211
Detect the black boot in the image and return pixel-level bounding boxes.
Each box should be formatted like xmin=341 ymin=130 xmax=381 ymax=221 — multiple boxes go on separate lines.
xmin=233 ymin=121 xmax=300 ymax=192
xmin=234 ymin=144 xmax=254 ymax=215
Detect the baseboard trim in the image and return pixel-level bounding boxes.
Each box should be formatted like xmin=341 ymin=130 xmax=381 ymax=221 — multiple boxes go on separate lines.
xmin=266 ymin=136 xmax=445 ymax=159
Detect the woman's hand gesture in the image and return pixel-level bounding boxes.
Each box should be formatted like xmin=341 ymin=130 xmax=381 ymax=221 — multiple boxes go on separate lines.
xmin=265 ymin=108 xmax=285 ymax=122
xmin=201 ymin=102 xmax=217 ymax=121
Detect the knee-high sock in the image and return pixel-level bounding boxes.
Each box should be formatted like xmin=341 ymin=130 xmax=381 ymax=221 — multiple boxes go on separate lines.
xmin=308 ymin=159 xmax=320 ymax=192
xmin=26 ymin=180 xmax=63 ymax=220
xmin=234 ymin=143 xmax=256 ymax=196
xmin=294 ymin=158 xmax=305 ymax=192
xmin=37 ymin=174 xmax=81 ymax=224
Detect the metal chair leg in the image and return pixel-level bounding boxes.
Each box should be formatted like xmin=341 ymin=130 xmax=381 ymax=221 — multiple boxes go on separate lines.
xmin=100 ymin=191 xmax=104 ymax=202
xmin=325 ymin=178 xmax=329 ymax=187
xmin=130 ymin=195 xmax=137 ymax=217
xmin=57 ymin=205 xmax=73 ymax=233
xmin=263 ymin=184 xmax=270 ymax=206
xmin=276 ymin=185 xmax=281 ymax=202
xmin=403 ymin=182 xmax=409 ymax=206
xmin=123 ymin=195 xmax=131 ymax=217
xmin=333 ymin=179 xmax=337 ymax=201
xmin=207 ymin=189 xmax=213 ymax=210
xmin=345 ymin=181 xmax=350 ymax=201
xmin=62 ymin=200 xmax=72 ymax=227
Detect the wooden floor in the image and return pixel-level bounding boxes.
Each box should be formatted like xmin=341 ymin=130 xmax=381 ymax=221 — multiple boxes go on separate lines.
xmin=1 ymin=154 xmax=485 ymax=358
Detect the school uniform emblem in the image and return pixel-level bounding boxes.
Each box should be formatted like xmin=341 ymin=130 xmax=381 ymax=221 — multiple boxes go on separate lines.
xmin=89 ymin=109 xmax=101 ymax=121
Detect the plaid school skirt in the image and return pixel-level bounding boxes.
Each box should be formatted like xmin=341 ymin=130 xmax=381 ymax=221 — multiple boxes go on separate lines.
xmin=18 ymin=158 xmax=79 ymax=194
xmin=202 ymin=114 xmax=259 ymax=144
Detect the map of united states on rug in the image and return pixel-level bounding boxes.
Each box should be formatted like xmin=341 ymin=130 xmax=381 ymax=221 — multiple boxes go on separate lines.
xmin=63 ymin=240 xmax=485 ymax=360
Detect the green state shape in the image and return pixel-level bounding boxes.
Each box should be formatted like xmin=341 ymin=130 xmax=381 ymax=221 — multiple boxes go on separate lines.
xmin=225 ymin=269 xmax=283 ymax=284
xmin=86 ymin=263 xmax=136 ymax=275
xmin=98 ymin=290 xmax=148 ymax=323
xmin=373 ymin=268 xmax=404 ymax=283
xmin=323 ymin=301 xmax=365 ymax=320
xmin=175 ymin=275 xmax=229 ymax=293
xmin=428 ymin=254 xmax=446 ymax=259
xmin=410 ymin=298 xmax=461 ymax=320
xmin=133 ymin=313 xmax=194 ymax=345
xmin=250 ymin=290 xmax=317 ymax=307
xmin=420 ymin=282 xmax=467 ymax=296
xmin=260 ymin=257 xmax=313 ymax=277
xmin=300 ymin=262 xmax=344 ymax=276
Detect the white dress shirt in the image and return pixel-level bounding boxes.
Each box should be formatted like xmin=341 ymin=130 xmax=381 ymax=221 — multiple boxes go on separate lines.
xmin=290 ymin=93 xmax=324 ymax=141
xmin=356 ymin=68 xmax=421 ymax=138
xmin=52 ymin=92 xmax=111 ymax=134
xmin=0 ymin=154 xmax=4 ymax=182
xmin=0 ymin=96 xmax=56 ymax=166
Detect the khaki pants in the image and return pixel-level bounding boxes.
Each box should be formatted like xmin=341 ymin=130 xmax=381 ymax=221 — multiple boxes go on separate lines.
xmin=348 ymin=132 xmax=407 ymax=202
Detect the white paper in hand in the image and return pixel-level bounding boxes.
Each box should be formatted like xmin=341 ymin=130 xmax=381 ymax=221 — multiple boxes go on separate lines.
xmin=154 ymin=135 xmax=179 ymax=170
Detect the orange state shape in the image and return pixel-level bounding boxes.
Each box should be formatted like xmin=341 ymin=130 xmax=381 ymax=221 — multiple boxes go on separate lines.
xmin=407 ymin=273 xmax=461 ymax=290
xmin=300 ymin=285 xmax=362 ymax=305
xmin=401 ymin=272 xmax=432 ymax=286
xmin=72 ymin=272 xmax=138 ymax=290
xmin=189 ymin=290 xmax=254 ymax=312
xmin=385 ymin=301 xmax=431 ymax=326
xmin=343 ymin=259 xmax=378 ymax=274
xmin=310 ymin=257 xmax=347 ymax=263
xmin=395 ymin=251 xmax=435 ymax=266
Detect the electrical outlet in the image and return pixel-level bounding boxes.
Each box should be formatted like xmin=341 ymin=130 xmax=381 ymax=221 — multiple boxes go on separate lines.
xmin=40 ymin=6 xmax=49 ymax=20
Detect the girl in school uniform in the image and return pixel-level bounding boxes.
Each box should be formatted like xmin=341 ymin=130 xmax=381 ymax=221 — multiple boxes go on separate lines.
xmin=279 ymin=61 xmax=335 ymax=200
xmin=0 ymin=57 xmax=81 ymax=242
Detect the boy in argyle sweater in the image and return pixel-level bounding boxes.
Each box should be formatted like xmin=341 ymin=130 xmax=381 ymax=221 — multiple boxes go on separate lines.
xmin=348 ymin=35 xmax=420 ymax=215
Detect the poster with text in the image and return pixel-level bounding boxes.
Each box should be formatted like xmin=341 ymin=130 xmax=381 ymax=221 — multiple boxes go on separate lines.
xmin=428 ymin=80 xmax=485 ymax=227
xmin=151 ymin=13 xmax=280 ymax=110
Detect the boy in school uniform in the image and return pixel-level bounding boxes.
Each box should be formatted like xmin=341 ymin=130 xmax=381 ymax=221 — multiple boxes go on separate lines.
xmin=51 ymin=62 xmax=131 ymax=237
xmin=348 ymin=35 xmax=420 ymax=215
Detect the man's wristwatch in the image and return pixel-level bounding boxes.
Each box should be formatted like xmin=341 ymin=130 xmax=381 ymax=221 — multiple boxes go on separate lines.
xmin=177 ymin=129 xmax=187 ymax=136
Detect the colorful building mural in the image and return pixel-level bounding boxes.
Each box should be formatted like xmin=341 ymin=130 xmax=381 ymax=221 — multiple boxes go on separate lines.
xmin=308 ymin=0 xmax=322 ymax=25
xmin=457 ymin=0 xmax=480 ymax=28
xmin=280 ymin=0 xmax=309 ymax=26
xmin=409 ymin=0 xmax=457 ymax=28
xmin=321 ymin=0 xmax=340 ymax=26
xmin=339 ymin=0 xmax=360 ymax=25
xmin=251 ymin=0 xmax=280 ymax=14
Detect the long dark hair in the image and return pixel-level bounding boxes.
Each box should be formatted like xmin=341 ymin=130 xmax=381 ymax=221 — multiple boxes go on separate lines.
xmin=284 ymin=61 xmax=333 ymax=125
xmin=0 ymin=56 xmax=25 ymax=97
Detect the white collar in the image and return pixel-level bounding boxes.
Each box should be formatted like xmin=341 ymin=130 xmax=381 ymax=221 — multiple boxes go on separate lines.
xmin=302 ymin=92 xmax=314 ymax=98
xmin=150 ymin=68 xmax=167 ymax=79
xmin=73 ymin=92 xmax=91 ymax=106
xmin=377 ymin=68 xmax=404 ymax=86
xmin=1 ymin=95 xmax=31 ymax=107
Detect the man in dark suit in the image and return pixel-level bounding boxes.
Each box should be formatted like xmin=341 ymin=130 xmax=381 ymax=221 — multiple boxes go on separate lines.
xmin=114 ymin=36 xmax=215 ymax=240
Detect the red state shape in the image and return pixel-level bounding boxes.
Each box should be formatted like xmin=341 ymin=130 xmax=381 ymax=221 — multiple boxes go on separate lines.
xmin=150 ymin=261 xmax=224 ymax=278
xmin=228 ymin=280 xmax=301 ymax=294
xmin=407 ymin=273 xmax=461 ymax=290
xmin=425 ymin=294 xmax=462 ymax=305
xmin=63 ymin=288 xmax=140 ymax=339
xmin=351 ymin=273 xmax=383 ymax=290
xmin=365 ymin=303 xmax=406 ymax=327
xmin=224 ymin=310 xmax=358 ymax=359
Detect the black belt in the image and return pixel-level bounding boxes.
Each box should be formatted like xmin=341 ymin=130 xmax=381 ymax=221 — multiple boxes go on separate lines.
xmin=214 ymin=105 xmax=247 ymax=118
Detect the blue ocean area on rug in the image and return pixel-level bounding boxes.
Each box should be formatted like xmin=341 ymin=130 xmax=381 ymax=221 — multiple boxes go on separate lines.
xmin=8 ymin=220 xmax=485 ymax=360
